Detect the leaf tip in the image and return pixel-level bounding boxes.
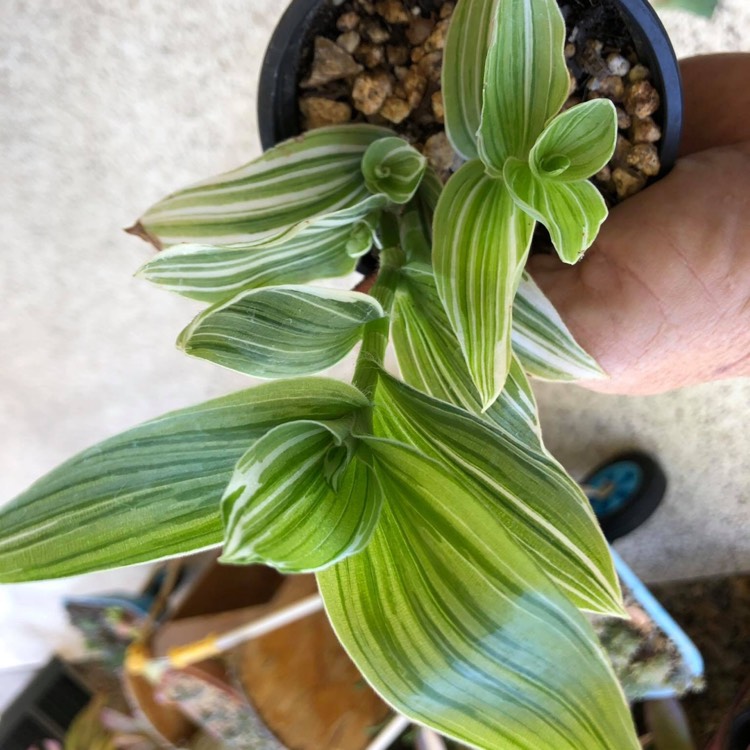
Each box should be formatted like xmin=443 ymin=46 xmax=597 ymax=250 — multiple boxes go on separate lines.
xmin=124 ymin=221 xmax=162 ymax=250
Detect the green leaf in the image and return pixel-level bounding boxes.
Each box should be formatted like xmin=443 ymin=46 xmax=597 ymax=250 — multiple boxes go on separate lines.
xmin=178 ymin=286 xmax=385 ymax=379
xmin=373 ymin=372 xmax=623 ymax=615
xmin=393 ymin=263 xmax=542 ymax=448
xmin=361 ymin=137 xmax=427 ymax=205
xmin=513 ymin=271 xmax=606 ymax=381
xmin=0 ymin=379 xmax=368 ymax=582
xmin=442 ymin=0 xmax=497 ymax=159
xmin=433 ymin=160 xmax=534 ymax=409
xmin=504 ymin=157 xmax=608 ymax=263
xmin=397 ymin=167 xmax=443 ymax=265
xmin=530 ymin=100 xmax=618 ymax=182
xmin=478 ymin=0 xmax=569 ymax=171
xmin=135 ymin=125 xmax=392 ymax=248
xmin=318 ymin=439 xmax=639 ymax=750
xmin=221 ymin=421 xmax=381 ymax=572
xmin=135 ymin=200 xmax=383 ymax=304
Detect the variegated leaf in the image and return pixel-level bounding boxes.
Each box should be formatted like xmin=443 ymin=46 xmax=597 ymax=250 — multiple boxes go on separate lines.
xmin=373 ymin=372 xmax=623 ymax=615
xmin=442 ymin=0 xmax=497 ymax=159
xmin=361 ymin=137 xmax=427 ymax=204
xmin=0 ymin=380 xmax=369 ymax=582
xmin=398 ymin=167 xmax=443 ymax=265
xmin=392 ymin=262 xmax=542 ymax=448
xmin=530 ymin=100 xmax=618 ymax=182
xmin=433 ymin=160 xmax=535 ymax=409
xmin=513 ymin=271 xmax=606 ymax=381
xmin=134 ymin=125 xmax=391 ymax=247
xmin=178 ymin=286 xmax=385 ymax=379
xmin=221 ymin=421 xmax=381 ymax=572
xmin=135 ymin=201 xmax=383 ymax=303
xmin=505 ymin=157 xmax=608 ymax=263
xmin=477 ymin=0 xmax=569 ymax=171
xmin=318 ymin=439 xmax=638 ymax=750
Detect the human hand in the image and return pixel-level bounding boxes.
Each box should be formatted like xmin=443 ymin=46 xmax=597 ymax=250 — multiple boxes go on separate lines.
xmin=528 ymin=54 xmax=750 ymax=395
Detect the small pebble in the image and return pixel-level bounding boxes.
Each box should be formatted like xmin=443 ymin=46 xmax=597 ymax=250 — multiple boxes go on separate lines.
xmin=594 ymin=165 xmax=612 ymax=183
xmin=423 ymin=132 xmax=456 ymax=174
xmin=337 ymin=31 xmax=360 ymax=55
xmin=565 ymin=42 xmax=576 ymax=59
xmin=337 ymin=12 xmax=360 ymax=32
xmin=361 ymin=18 xmax=390 ymax=44
xmin=439 ymin=1 xmax=454 ymax=19
xmin=631 ymin=116 xmax=662 ymax=143
xmin=402 ymin=66 xmax=427 ymax=108
xmin=616 ymin=107 xmax=632 ymax=130
xmin=626 ymin=143 xmax=660 ymax=177
xmin=431 ymin=90 xmax=444 ymax=122
xmin=355 ymin=42 xmax=385 ymax=68
xmin=406 ymin=16 xmax=434 ymax=46
xmin=300 ymin=97 xmax=352 ymax=129
xmin=588 ymin=74 xmax=625 ymax=102
xmin=417 ymin=50 xmax=443 ymax=83
xmin=424 ymin=18 xmax=451 ymax=52
xmin=614 ymin=134 xmax=633 ymax=166
xmin=625 ymin=80 xmax=660 ymax=119
xmin=628 ymin=64 xmax=651 ymax=83
xmin=300 ymin=37 xmax=363 ymax=88
xmin=375 ymin=0 xmax=411 ymax=24
xmin=380 ymin=96 xmax=412 ymax=123
xmin=352 ymin=70 xmax=393 ymax=115
xmin=612 ymin=167 xmax=647 ymax=199
xmin=568 ymin=71 xmax=577 ymax=97
xmin=607 ymin=53 xmax=631 ymax=77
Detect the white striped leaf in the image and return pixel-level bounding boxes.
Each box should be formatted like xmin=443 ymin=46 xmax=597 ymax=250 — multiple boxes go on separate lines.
xmin=136 ymin=125 xmax=392 ymax=247
xmin=477 ymin=0 xmax=569 ymax=171
xmin=513 ymin=271 xmax=606 ymax=381
xmin=441 ymin=0 xmax=496 ymax=159
xmin=373 ymin=372 xmax=623 ymax=615
xmin=361 ymin=137 xmax=427 ymax=205
xmin=392 ymin=262 xmax=542 ymax=448
xmin=433 ymin=160 xmax=535 ymax=409
xmin=318 ymin=439 xmax=639 ymax=750
xmin=136 ymin=202 xmax=383 ymax=304
xmin=221 ymin=421 xmax=381 ymax=572
xmin=178 ymin=286 xmax=385 ymax=379
xmin=398 ymin=168 xmax=443 ymax=265
xmin=0 ymin=379 xmax=369 ymax=582
xmin=505 ymin=157 xmax=608 ymax=263
xmin=530 ymin=100 xmax=618 ymax=183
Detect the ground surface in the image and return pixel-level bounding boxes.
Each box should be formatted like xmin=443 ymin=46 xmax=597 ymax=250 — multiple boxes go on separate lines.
xmin=1 ymin=0 xmax=748 ymax=711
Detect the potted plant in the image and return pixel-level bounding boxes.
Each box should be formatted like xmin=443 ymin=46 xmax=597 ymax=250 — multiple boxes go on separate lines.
xmin=0 ymin=0 xmax=684 ymax=747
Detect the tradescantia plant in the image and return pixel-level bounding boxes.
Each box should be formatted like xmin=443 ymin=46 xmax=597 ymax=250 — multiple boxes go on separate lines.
xmin=0 ymin=0 xmax=642 ymax=747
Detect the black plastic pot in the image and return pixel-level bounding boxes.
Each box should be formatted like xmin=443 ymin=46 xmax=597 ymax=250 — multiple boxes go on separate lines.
xmin=258 ymin=0 xmax=683 ymax=173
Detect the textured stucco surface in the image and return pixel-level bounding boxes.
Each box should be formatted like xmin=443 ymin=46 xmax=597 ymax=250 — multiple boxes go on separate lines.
xmin=0 ymin=0 xmax=748 ymax=703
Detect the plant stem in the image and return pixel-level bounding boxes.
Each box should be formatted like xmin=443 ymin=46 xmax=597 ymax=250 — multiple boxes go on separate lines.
xmin=352 ymin=213 xmax=404 ymax=404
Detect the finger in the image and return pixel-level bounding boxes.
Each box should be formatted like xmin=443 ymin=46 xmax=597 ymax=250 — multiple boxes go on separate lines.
xmin=679 ymin=53 xmax=750 ymax=156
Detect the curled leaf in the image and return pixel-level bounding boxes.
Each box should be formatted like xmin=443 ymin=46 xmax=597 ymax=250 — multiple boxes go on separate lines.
xmin=221 ymin=420 xmax=381 ymax=572
xmin=505 ymin=157 xmax=608 ymax=263
xmin=361 ymin=137 xmax=427 ymax=205
xmin=530 ymin=100 xmax=618 ymax=183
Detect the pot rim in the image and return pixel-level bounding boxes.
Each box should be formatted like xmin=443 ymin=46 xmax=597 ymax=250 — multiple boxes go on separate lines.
xmin=257 ymin=0 xmax=683 ymax=176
